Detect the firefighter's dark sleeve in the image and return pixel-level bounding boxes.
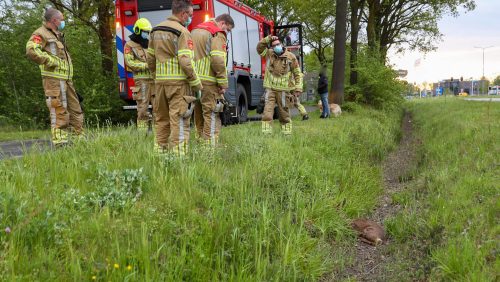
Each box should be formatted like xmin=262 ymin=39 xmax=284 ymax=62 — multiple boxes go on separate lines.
xmin=210 ymin=32 xmax=228 ymax=89
xmin=291 ymin=54 xmax=303 ymax=92
xmin=125 ymin=44 xmax=148 ymax=72
xmin=257 ymin=35 xmax=272 ymax=58
xmin=26 ymin=33 xmax=59 ymax=67
xmin=146 ymin=36 xmax=156 ymax=77
xmin=178 ymin=31 xmax=202 ymax=91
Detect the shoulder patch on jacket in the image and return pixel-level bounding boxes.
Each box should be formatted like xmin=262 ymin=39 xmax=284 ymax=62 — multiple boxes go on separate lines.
xmin=187 ymin=39 xmax=193 ymax=50
xmin=32 ymin=35 xmax=42 ymax=44
xmin=125 ymin=46 xmax=131 ymax=54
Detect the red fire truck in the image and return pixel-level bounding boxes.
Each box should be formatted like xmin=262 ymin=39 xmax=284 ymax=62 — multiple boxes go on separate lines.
xmin=115 ymin=0 xmax=289 ymax=124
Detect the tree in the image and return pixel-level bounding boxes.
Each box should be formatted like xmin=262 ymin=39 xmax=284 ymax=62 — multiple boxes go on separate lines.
xmin=290 ymin=0 xmax=335 ymax=68
xmin=365 ymin=0 xmax=476 ymax=61
xmin=240 ymin=0 xmax=293 ymax=26
xmin=330 ymin=0 xmax=348 ymax=105
xmin=492 ymin=75 xmax=500 ymax=86
xmin=349 ymin=0 xmax=366 ymax=85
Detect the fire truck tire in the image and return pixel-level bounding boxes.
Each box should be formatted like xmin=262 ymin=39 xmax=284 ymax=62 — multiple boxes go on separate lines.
xmin=220 ymin=107 xmax=233 ymax=126
xmin=234 ymin=84 xmax=248 ymax=123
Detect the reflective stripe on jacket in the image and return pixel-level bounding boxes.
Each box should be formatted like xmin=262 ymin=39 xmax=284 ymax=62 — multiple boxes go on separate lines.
xmin=192 ymin=20 xmax=228 ymax=88
xmin=146 ymin=16 xmax=201 ymax=87
xmin=124 ymin=40 xmax=151 ymax=80
xmin=26 ymin=24 xmax=73 ymax=80
xmin=257 ymin=35 xmax=303 ymax=92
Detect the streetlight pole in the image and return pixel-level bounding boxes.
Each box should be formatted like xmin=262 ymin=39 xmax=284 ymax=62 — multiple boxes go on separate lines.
xmin=475 ymin=45 xmax=493 ymax=94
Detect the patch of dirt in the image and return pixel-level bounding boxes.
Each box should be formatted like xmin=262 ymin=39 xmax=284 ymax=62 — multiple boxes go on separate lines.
xmin=331 ymin=110 xmax=421 ymax=281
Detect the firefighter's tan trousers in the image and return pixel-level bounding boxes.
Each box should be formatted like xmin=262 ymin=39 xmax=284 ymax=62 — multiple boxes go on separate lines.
xmin=42 ymin=78 xmax=84 ymax=145
xmin=262 ymin=89 xmax=292 ymax=135
xmin=193 ymin=99 xmax=203 ymax=139
xmin=194 ymin=84 xmax=223 ymax=145
xmin=133 ymin=79 xmax=154 ymax=130
xmin=153 ymin=82 xmax=194 ymax=157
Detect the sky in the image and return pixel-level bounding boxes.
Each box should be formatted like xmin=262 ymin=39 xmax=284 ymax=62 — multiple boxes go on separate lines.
xmin=388 ymin=0 xmax=500 ymax=85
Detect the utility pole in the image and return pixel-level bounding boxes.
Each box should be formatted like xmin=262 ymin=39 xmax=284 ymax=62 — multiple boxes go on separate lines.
xmin=474 ymin=45 xmax=493 ymax=94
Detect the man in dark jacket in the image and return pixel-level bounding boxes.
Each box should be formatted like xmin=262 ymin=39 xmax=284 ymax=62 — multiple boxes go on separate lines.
xmin=317 ymin=72 xmax=330 ymax=118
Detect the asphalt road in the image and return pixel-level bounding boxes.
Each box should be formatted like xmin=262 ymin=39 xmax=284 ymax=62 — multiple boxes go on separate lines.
xmin=0 ymin=139 xmax=51 ymax=160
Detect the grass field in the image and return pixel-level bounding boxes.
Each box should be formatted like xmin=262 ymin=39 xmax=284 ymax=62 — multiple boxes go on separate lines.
xmin=386 ymin=98 xmax=499 ymax=281
xmin=0 ymin=107 xmax=401 ymax=281
xmin=1 ymin=97 xmax=497 ymax=281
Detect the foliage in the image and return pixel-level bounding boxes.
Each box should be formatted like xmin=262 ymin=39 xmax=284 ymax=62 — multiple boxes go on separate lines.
xmin=0 ymin=108 xmax=402 ymax=280
xmin=366 ymin=0 xmax=476 ymax=60
xmin=348 ymin=48 xmax=405 ymax=109
xmin=289 ymin=0 xmax=335 ymax=67
xmin=492 ymin=75 xmax=500 ymax=86
xmin=64 ymin=167 xmax=147 ymax=212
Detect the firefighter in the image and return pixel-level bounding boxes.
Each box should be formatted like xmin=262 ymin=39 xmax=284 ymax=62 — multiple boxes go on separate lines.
xmin=26 ymin=8 xmax=84 ymax=147
xmin=124 ymin=18 xmax=153 ymax=132
xmin=192 ymin=14 xmax=234 ymax=145
xmin=257 ymin=35 xmax=303 ymax=135
xmin=147 ymin=0 xmax=202 ymax=158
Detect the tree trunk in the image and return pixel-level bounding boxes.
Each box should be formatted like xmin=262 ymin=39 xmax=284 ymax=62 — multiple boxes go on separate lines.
xmin=330 ymin=0 xmax=348 ymax=105
xmin=349 ymin=0 xmax=364 ymax=86
xmin=97 ymin=1 xmax=114 ymax=75
xmin=366 ymin=0 xmax=381 ymax=51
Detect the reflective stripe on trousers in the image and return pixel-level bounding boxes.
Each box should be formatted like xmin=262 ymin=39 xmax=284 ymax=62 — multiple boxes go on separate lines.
xmin=59 ymin=80 xmax=68 ymax=109
xmin=210 ymin=111 xmax=216 ymax=144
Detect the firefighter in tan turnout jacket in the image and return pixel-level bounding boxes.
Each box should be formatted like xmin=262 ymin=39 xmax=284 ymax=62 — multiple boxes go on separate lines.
xmin=124 ymin=18 xmax=153 ymax=131
xmin=147 ymin=0 xmax=202 ymax=158
xmin=26 ymin=8 xmax=84 ymax=146
xmin=257 ymin=35 xmax=303 ymax=135
xmin=192 ymin=14 xmax=234 ymax=145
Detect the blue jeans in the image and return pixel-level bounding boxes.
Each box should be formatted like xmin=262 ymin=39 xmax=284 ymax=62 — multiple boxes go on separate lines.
xmin=320 ymin=92 xmax=330 ymax=116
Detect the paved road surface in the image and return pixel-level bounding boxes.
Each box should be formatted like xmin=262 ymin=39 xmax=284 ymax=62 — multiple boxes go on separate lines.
xmin=0 ymin=139 xmax=51 ymax=160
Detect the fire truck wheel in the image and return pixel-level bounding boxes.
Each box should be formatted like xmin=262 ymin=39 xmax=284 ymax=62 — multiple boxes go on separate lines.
xmin=220 ymin=107 xmax=233 ymax=126
xmin=234 ymin=84 xmax=248 ymax=123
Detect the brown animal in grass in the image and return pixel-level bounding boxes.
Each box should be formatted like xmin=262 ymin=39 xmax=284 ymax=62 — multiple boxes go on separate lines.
xmin=351 ymin=219 xmax=386 ymax=246
xmin=317 ymin=101 xmax=342 ymax=117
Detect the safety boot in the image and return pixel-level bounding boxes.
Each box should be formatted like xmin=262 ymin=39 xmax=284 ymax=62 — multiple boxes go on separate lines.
xmin=302 ymin=114 xmax=309 ymax=121
xmin=261 ymin=121 xmax=272 ymax=134
xmin=51 ymin=128 xmax=69 ymax=147
xmin=172 ymin=141 xmax=188 ymax=158
xmin=281 ymin=122 xmax=292 ymax=136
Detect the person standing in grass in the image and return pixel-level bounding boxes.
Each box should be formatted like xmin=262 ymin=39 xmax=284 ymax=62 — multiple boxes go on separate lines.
xmin=147 ymin=0 xmax=202 ymax=158
xmin=191 ymin=14 xmax=234 ymax=146
xmin=257 ymin=35 xmax=303 ymax=135
xmin=26 ymin=8 xmax=84 ymax=147
xmin=318 ymin=71 xmax=330 ymax=118
xmin=124 ymin=18 xmax=154 ymax=133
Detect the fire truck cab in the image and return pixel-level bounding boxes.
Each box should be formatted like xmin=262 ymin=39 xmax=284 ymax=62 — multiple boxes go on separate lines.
xmin=115 ymin=0 xmax=277 ymax=124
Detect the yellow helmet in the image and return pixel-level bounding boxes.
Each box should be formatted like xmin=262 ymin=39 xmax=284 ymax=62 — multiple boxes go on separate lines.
xmin=133 ymin=18 xmax=152 ymax=34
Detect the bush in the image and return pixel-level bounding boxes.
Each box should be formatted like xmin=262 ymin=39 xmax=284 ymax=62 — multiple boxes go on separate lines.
xmin=353 ymin=48 xmax=405 ymax=110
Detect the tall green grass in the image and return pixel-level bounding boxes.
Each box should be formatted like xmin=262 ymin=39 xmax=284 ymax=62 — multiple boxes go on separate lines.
xmin=387 ymin=98 xmax=499 ymax=281
xmin=0 ymin=107 xmax=400 ymax=281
